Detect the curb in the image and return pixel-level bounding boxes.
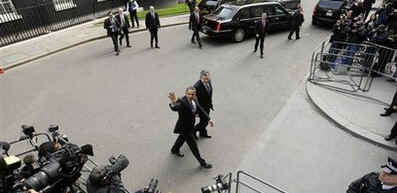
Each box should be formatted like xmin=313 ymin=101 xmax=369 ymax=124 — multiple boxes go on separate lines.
xmin=2 ymin=22 xmax=188 ymax=72
xmin=304 ymin=80 xmax=397 ymax=151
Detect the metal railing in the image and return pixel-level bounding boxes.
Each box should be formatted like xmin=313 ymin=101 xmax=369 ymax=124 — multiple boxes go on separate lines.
xmin=234 ymin=170 xmax=289 ymax=193
xmin=308 ymin=37 xmax=397 ymax=93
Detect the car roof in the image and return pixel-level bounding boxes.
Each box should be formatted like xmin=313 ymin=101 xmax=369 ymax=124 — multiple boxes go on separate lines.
xmin=224 ymin=0 xmax=280 ymax=8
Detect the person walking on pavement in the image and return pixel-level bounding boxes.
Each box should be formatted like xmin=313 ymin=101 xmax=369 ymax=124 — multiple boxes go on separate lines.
xmin=384 ymin=122 xmax=397 ymax=144
xmin=186 ymin=0 xmax=196 ymax=29
xmin=116 ymin=8 xmax=131 ymax=48
xmin=104 ymin=12 xmax=121 ymax=56
xmin=191 ymin=7 xmax=202 ymax=49
xmin=254 ymin=13 xmax=268 ymax=59
xmin=288 ymin=8 xmax=304 ymax=40
xmin=168 ymin=87 xmax=213 ymax=169
xmin=127 ymin=0 xmax=139 ymax=28
xmin=194 ymin=70 xmax=214 ymax=139
xmin=145 ymin=6 xmax=160 ymax=49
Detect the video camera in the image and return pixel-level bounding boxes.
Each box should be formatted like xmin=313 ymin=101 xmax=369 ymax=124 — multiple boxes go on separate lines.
xmin=0 ymin=125 xmax=94 ymax=193
xmin=201 ymin=174 xmax=231 ymax=193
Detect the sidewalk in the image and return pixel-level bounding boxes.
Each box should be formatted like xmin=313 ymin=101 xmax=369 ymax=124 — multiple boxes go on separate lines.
xmin=0 ymin=14 xmax=189 ymax=71
xmin=305 ymin=77 xmax=397 ymax=150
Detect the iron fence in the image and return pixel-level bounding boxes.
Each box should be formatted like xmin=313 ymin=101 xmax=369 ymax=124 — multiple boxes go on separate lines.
xmin=0 ymin=0 xmax=125 ymax=47
xmin=308 ymin=37 xmax=397 ymax=93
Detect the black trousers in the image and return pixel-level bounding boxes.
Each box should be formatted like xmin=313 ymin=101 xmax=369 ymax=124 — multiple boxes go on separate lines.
xmin=189 ymin=12 xmax=193 ymax=29
xmin=171 ymin=132 xmax=205 ymax=165
xmin=254 ymin=35 xmax=265 ymax=55
xmin=129 ymin=10 xmax=139 ymax=27
xmin=191 ymin=29 xmax=202 ymax=47
xmin=288 ymin=27 xmax=300 ymax=39
xmin=150 ymin=29 xmax=159 ymax=47
xmin=386 ymin=89 xmax=397 ymax=112
xmin=195 ymin=107 xmax=210 ymax=136
xmin=119 ymin=28 xmax=130 ymax=46
xmin=110 ymin=33 xmax=119 ymax=52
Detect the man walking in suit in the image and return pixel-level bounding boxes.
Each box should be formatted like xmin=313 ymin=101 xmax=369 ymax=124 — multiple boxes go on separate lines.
xmin=145 ymin=6 xmax=160 ymax=48
xmin=127 ymin=0 xmax=139 ymax=28
xmin=254 ymin=13 xmax=267 ymax=59
xmin=168 ymin=87 xmax=213 ymax=169
xmin=116 ymin=8 xmax=131 ymax=48
xmin=191 ymin=7 xmax=202 ymax=49
xmin=384 ymin=122 xmax=397 ymax=144
xmin=288 ymin=8 xmax=304 ymax=40
xmin=104 ymin=12 xmax=121 ymax=56
xmin=194 ymin=70 xmax=213 ymax=139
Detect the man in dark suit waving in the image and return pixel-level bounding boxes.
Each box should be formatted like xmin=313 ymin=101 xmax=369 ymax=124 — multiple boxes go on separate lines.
xmin=145 ymin=6 xmax=160 ymax=48
xmin=168 ymin=87 xmax=213 ymax=169
xmin=194 ymin=70 xmax=213 ymax=139
xmin=116 ymin=8 xmax=131 ymax=48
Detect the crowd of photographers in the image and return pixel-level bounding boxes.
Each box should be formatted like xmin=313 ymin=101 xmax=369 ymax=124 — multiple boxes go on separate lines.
xmin=328 ymin=0 xmax=397 ymax=73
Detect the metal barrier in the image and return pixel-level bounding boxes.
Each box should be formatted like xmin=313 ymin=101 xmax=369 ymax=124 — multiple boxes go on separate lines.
xmin=307 ymin=37 xmax=397 ymax=92
xmin=234 ymin=170 xmax=289 ymax=193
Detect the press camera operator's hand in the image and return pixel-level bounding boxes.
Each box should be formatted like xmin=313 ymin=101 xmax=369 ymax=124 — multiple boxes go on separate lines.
xmin=28 ymin=189 xmax=39 ymax=193
xmin=168 ymin=92 xmax=178 ymax=104
xmin=209 ymin=120 xmax=214 ymax=127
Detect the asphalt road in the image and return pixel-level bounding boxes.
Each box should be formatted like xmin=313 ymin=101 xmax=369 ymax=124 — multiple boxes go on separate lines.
xmin=0 ymin=1 xmax=394 ymax=192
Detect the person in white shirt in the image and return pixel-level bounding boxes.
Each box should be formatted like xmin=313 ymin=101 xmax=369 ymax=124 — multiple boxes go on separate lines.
xmin=126 ymin=0 xmax=139 ymax=28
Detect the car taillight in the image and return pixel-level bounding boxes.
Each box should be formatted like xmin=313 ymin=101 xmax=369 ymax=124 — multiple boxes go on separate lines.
xmin=216 ymin=22 xmax=221 ymax=32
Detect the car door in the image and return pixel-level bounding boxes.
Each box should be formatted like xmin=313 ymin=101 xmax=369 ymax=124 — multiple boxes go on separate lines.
xmin=272 ymin=5 xmax=290 ymax=29
xmin=234 ymin=7 xmax=251 ymax=32
xmin=248 ymin=6 xmax=263 ymax=34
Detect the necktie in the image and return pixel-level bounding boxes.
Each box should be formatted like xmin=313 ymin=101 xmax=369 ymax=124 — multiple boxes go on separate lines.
xmin=205 ymin=83 xmax=210 ymax=93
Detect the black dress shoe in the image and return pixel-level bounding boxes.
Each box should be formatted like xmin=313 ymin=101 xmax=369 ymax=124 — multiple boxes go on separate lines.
xmin=385 ymin=135 xmax=395 ymax=141
xmin=116 ymin=52 xmax=119 ymax=56
xmin=193 ymin=134 xmax=199 ymax=140
xmin=200 ymin=135 xmax=212 ymax=138
xmin=127 ymin=45 xmax=132 ymax=48
xmin=171 ymin=150 xmax=184 ymax=157
xmin=155 ymin=46 xmax=160 ymax=49
xmin=381 ymin=111 xmax=392 ymax=117
xmin=200 ymin=162 xmax=212 ymax=169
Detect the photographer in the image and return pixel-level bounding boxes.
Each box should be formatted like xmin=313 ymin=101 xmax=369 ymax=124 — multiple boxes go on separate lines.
xmin=87 ymin=155 xmax=129 ymax=193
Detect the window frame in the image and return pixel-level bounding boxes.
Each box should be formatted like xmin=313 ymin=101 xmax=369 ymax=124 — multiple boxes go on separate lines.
xmin=0 ymin=0 xmax=22 ymax=23
xmin=53 ymin=0 xmax=77 ymax=12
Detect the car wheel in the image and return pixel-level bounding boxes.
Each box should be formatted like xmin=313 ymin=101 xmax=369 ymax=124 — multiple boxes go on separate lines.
xmin=233 ymin=28 xmax=245 ymax=42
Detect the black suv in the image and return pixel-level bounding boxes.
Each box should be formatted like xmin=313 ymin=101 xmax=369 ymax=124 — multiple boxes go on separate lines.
xmin=200 ymin=1 xmax=291 ymax=42
xmin=312 ymin=0 xmax=346 ymax=26
xmin=199 ymin=0 xmax=300 ymax=15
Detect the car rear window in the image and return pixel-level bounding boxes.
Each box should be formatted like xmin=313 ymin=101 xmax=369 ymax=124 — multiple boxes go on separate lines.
xmin=214 ymin=7 xmax=235 ymax=19
xmin=318 ymin=0 xmax=344 ymax=9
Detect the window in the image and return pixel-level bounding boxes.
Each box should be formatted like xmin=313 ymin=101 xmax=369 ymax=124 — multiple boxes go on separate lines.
xmin=53 ymin=0 xmax=77 ymax=11
xmin=0 ymin=0 xmax=22 ymax=23
xmin=237 ymin=8 xmax=249 ymax=20
xmin=274 ymin=6 xmax=287 ymax=15
xmin=97 ymin=0 xmax=110 ymax=2
xmin=250 ymin=6 xmax=262 ymax=18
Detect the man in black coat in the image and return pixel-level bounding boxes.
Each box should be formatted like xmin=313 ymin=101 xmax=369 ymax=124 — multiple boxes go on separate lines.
xmin=168 ymin=87 xmax=213 ymax=169
xmin=381 ymin=88 xmax=397 ymax=117
xmin=288 ymin=9 xmax=304 ymax=40
xmin=194 ymin=70 xmax=213 ymax=139
xmin=186 ymin=0 xmax=196 ymax=29
xmin=254 ymin=13 xmax=267 ymax=59
xmin=145 ymin=6 xmax=160 ymax=48
xmin=104 ymin=12 xmax=121 ymax=55
xmin=191 ymin=7 xmax=202 ymax=48
xmin=116 ymin=8 xmax=131 ymax=48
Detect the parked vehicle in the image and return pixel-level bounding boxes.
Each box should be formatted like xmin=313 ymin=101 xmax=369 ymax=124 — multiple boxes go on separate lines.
xmin=200 ymin=1 xmax=292 ymax=42
xmin=312 ymin=0 xmax=346 ymax=26
xmin=198 ymin=0 xmax=300 ymax=16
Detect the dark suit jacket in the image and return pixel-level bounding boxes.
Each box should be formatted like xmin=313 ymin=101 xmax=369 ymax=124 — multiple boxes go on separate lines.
xmin=104 ymin=17 xmax=120 ymax=36
xmin=145 ymin=12 xmax=160 ymax=31
xmin=190 ymin=13 xmax=202 ymax=31
xmin=115 ymin=13 xmax=131 ymax=30
xmin=194 ymin=80 xmax=213 ymax=109
xmin=169 ymin=96 xmax=210 ymax=134
xmin=255 ymin=20 xmax=268 ymax=38
xmin=289 ymin=12 xmax=304 ymax=29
